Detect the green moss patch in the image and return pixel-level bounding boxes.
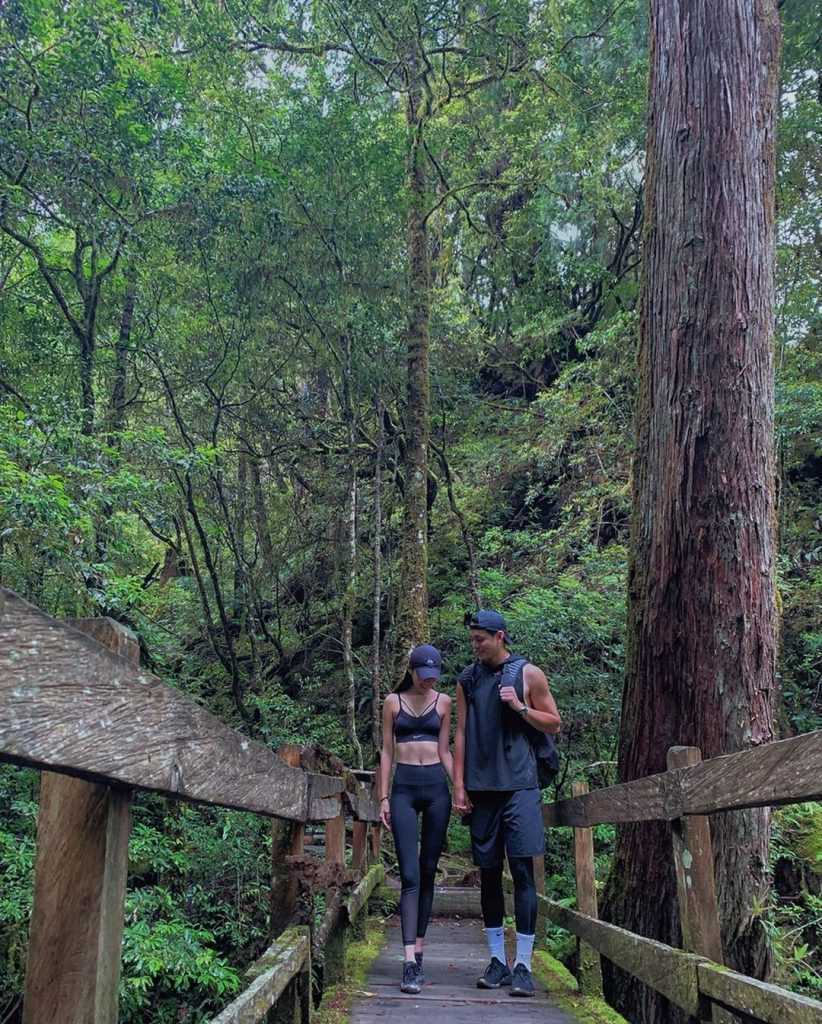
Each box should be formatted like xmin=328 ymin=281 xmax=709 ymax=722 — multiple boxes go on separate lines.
xmin=532 ymin=950 xmax=629 ymax=1024
xmin=314 ymin=917 xmax=386 ymax=1024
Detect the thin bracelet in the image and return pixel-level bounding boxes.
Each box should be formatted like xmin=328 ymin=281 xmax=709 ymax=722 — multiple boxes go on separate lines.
xmin=380 ymin=796 xmax=390 ymax=803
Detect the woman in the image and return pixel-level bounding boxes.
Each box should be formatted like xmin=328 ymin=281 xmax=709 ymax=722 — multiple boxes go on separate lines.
xmin=379 ymin=643 xmax=453 ymax=995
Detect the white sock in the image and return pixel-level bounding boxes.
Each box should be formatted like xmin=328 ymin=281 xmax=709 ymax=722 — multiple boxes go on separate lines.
xmin=484 ymin=926 xmax=506 ymax=963
xmin=514 ymin=932 xmax=535 ymax=970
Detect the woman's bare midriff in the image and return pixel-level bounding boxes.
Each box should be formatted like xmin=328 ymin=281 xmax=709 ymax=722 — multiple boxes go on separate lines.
xmin=395 ymin=739 xmax=441 ymax=766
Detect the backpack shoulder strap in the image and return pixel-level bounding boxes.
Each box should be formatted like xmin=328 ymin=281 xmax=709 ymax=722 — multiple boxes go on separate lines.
xmin=457 ymin=662 xmax=480 ymax=701
xmin=501 ymin=656 xmax=529 ymax=701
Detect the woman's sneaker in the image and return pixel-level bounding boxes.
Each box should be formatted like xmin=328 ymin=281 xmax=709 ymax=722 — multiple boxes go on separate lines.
xmin=414 ymin=952 xmax=424 ymax=986
xmin=510 ymin=962 xmax=535 ymax=997
xmin=400 ymin=960 xmax=422 ymax=994
xmin=477 ymin=957 xmax=512 ymax=988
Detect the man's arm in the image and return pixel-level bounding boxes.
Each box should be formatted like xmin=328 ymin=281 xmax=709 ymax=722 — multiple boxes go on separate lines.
xmin=453 ymin=682 xmax=472 ymax=813
xmin=500 ymin=663 xmax=561 ymax=734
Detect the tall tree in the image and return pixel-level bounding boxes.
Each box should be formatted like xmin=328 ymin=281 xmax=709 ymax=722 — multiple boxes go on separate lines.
xmin=602 ymin=2 xmax=782 ymax=1022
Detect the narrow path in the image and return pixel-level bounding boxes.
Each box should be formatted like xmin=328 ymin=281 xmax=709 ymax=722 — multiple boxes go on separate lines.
xmin=351 ymin=918 xmax=577 ymax=1023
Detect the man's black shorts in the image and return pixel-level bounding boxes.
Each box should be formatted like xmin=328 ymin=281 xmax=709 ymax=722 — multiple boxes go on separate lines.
xmin=466 ymin=788 xmax=545 ymax=867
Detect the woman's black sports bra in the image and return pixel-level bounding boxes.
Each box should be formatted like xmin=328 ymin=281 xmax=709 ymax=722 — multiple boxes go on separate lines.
xmin=393 ymin=693 xmax=442 ymax=744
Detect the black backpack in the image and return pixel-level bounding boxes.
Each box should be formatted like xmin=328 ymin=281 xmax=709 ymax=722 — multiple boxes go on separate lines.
xmin=459 ymin=655 xmax=560 ymax=789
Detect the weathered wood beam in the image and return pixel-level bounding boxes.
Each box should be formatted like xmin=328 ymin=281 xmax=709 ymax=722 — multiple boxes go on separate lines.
xmin=343 ymin=863 xmax=384 ymax=922
xmin=351 ymin=821 xmax=368 ymax=874
xmin=206 ymin=926 xmax=310 ymax=1024
xmin=571 ymin=780 xmax=603 ymax=995
xmin=342 ymin=774 xmax=381 ymax=822
xmin=698 ymin=963 xmax=822 ymax=1024
xmin=537 ymin=896 xmax=705 ymax=1017
xmin=668 ymin=747 xmax=723 ymax=965
xmin=324 ymin=807 xmax=346 ymax=865
xmin=22 ymin=618 xmax=136 ymax=1024
xmin=544 ymin=730 xmax=822 ymax=827
xmin=0 ymin=589 xmax=318 ymax=820
xmin=309 ymin=774 xmax=347 ymax=821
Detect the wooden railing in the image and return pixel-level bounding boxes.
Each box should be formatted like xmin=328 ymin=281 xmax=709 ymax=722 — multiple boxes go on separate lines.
xmin=543 ymin=736 xmax=822 ymax=1024
xmin=0 ymin=588 xmax=384 ymax=1024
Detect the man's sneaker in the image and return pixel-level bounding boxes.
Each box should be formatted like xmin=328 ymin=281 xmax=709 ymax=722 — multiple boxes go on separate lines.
xmin=477 ymin=957 xmax=512 ymax=989
xmin=400 ymin=960 xmax=422 ymax=994
xmin=414 ymin=952 xmax=424 ymax=985
xmin=510 ymin=962 xmax=536 ymax=997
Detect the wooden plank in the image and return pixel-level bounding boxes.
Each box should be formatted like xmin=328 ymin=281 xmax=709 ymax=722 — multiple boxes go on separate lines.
xmin=342 ymin=775 xmax=381 ymax=822
xmin=324 ymin=808 xmax=345 ymax=865
xmin=23 ymin=617 xmax=135 ymax=1024
xmin=207 ymin=926 xmax=310 ymax=1024
xmin=543 ymin=730 xmax=822 ymax=827
xmin=667 ymin=747 xmax=724 ymax=964
xmin=543 ymin=772 xmax=672 ymax=827
xmin=272 ymin=747 xmax=305 ymax=937
xmin=344 ymin=863 xmax=385 ymax=922
xmin=0 ymin=588 xmax=310 ymax=821
xmin=680 ymin=731 xmax=822 ymax=814
xmin=368 ymin=822 xmax=382 ymax=864
xmin=308 ymin=773 xmax=346 ymax=821
xmin=23 ymin=775 xmax=131 ymax=1024
xmin=351 ymin=821 xmax=368 ymax=874
xmin=537 ymin=895 xmax=705 ymax=1017
xmin=356 ymin=918 xmax=579 ymax=1020
xmin=698 ymin=962 xmax=822 ymax=1024
xmin=571 ymin=780 xmax=603 ymax=996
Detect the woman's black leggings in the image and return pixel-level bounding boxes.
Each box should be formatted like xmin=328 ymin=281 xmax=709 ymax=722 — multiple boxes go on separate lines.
xmin=390 ymin=763 xmax=451 ymax=945
xmin=480 ymin=857 xmax=537 ymax=934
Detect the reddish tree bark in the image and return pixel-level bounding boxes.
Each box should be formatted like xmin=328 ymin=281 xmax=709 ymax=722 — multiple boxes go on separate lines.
xmin=602 ymin=2 xmax=781 ymax=1022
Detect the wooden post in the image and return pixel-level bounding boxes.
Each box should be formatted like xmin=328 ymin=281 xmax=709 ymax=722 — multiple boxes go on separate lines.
xmin=572 ymin=780 xmax=603 ymax=995
xmin=352 ymin=820 xmax=368 ymax=875
xmin=368 ymin=775 xmax=382 ymax=864
xmin=325 ymin=801 xmax=346 ymax=865
xmin=22 ymin=618 xmax=137 ymax=1024
xmin=369 ymin=822 xmax=382 ymax=864
xmin=271 ymin=746 xmax=306 ymax=938
xmin=667 ymin=747 xmax=724 ymax=964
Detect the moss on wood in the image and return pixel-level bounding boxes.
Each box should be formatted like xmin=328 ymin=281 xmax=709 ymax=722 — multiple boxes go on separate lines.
xmin=313 ymin=917 xmax=386 ymax=1024
xmin=532 ymin=950 xmax=630 ymax=1024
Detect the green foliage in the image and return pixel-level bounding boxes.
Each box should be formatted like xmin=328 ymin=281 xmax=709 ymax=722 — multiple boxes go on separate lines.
xmin=765 ymin=805 xmax=822 ymax=998
xmin=120 ymin=919 xmax=239 ymax=1023
xmin=0 ymin=0 xmax=819 ymax=1018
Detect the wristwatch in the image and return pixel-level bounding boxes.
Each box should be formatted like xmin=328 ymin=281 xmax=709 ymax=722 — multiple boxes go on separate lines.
xmin=517 ymin=704 xmax=529 ymax=718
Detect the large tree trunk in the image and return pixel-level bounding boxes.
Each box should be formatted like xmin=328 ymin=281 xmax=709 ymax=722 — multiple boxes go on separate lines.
xmin=371 ymin=400 xmax=384 ymax=757
xmin=342 ymin=336 xmax=363 ymax=768
xmin=602 ymin=3 xmax=781 ymax=1022
xmin=110 ymin=266 xmax=136 ymax=436
xmin=395 ymin=66 xmax=431 ymax=670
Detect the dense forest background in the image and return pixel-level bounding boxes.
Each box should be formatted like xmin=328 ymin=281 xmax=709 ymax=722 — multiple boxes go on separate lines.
xmin=0 ymin=1 xmax=819 ymax=1021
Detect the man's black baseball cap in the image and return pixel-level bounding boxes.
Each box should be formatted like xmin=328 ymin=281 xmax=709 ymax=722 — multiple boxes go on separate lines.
xmin=465 ymin=609 xmax=511 ymax=642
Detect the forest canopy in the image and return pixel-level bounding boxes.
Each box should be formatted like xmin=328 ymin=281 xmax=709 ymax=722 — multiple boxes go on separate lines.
xmin=0 ymin=0 xmax=819 ymax=1021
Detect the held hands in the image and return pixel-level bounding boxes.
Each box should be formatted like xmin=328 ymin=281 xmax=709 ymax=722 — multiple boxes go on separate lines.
xmin=453 ymin=786 xmax=473 ymax=815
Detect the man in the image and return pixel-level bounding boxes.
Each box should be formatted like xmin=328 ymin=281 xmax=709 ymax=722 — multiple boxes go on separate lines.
xmin=453 ymin=609 xmax=561 ymax=997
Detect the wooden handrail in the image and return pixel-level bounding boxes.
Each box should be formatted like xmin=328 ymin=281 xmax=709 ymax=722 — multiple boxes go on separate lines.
xmin=0 ymin=589 xmax=379 ymax=823
xmin=206 ymin=926 xmax=311 ymax=1024
xmin=543 ymin=729 xmax=822 ymax=827
xmin=538 ymin=896 xmax=822 ymax=1023
xmin=550 ymin=737 xmax=822 ymax=1024
xmin=1 ymin=591 xmax=387 ymax=1024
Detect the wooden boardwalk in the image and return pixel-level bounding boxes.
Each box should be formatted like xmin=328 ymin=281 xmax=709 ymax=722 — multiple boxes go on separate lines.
xmin=350 ymin=918 xmax=577 ymax=1023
